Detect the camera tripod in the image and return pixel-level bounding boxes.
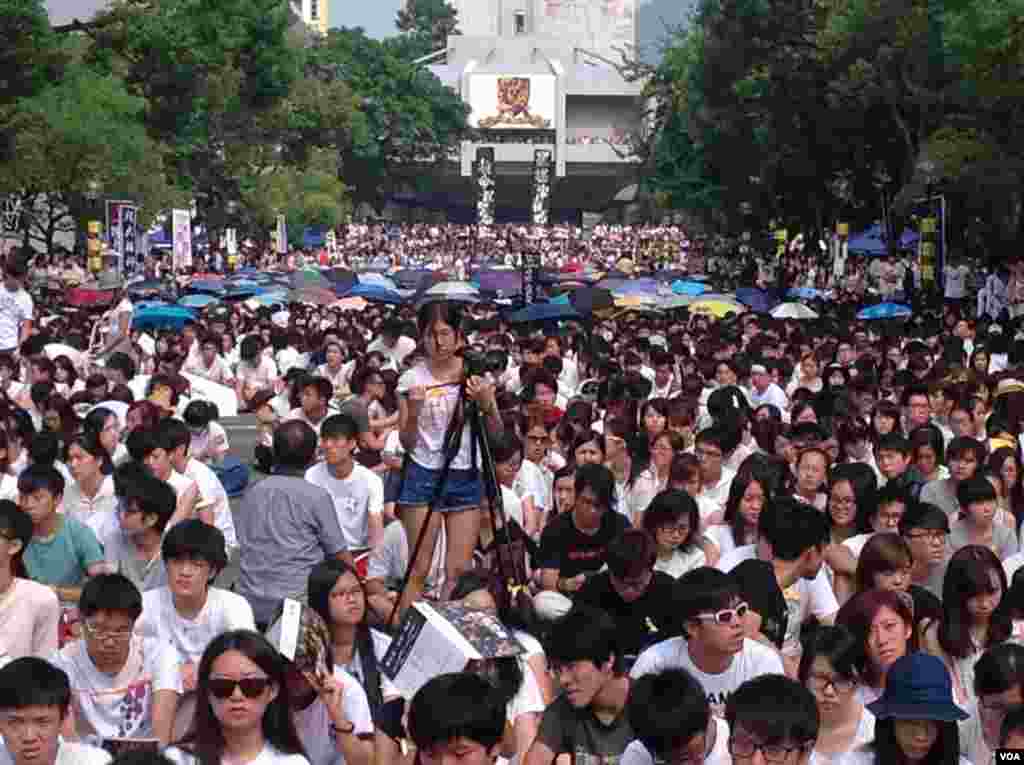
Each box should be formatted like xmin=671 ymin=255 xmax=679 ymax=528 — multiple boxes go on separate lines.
xmin=388 ymin=383 xmax=530 ymax=626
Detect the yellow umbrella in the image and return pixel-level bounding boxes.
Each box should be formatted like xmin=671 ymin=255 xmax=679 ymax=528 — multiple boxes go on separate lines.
xmin=332 ymin=296 xmax=368 ymax=312
xmin=689 ymin=298 xmax=746 ymax=318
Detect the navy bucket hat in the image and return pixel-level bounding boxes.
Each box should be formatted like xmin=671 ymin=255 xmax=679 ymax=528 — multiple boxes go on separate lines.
xmin=866 ymin=652 xmax=968 ymax=723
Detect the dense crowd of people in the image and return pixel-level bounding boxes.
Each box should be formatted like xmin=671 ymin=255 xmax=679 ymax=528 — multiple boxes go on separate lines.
xmin=1 ymin=227 xmax=1024 ymax=765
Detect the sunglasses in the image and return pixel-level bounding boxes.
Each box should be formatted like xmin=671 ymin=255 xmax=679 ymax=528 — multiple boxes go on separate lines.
xmin=695 ymin=602 xmax=749 ymax=625
xmin=208 ymin=676 xmax=272 ymax=699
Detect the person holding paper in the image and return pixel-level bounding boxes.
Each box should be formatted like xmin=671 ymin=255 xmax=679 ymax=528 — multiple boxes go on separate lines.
xmin=0 ymin=657 xmax=112 ymax=765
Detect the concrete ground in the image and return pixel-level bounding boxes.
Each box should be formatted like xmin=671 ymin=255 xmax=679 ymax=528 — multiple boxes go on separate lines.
xmin=214 ymin=414 xmax=264 ymax=592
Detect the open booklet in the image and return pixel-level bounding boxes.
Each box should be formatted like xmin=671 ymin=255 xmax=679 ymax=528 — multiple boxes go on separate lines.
xmin=381 ymin=601 xmax=524 ymax=697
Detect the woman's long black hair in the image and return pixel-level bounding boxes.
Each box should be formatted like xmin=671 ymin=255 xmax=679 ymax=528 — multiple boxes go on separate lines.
xmin=307 ymin=559 xmax=385 ymax=719
xmin=869 ymin=717 xmax=959 ymax=765
xmin=176 ymin=630 xmax=305 ymax=765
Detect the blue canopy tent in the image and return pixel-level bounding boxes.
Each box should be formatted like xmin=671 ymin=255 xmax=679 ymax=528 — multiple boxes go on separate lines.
xmin=847 ymin=224 xmax=920 ymax=256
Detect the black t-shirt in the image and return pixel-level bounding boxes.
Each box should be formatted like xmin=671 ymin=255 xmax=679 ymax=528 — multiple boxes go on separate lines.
xmin=576 ymin=570 xmax=677 ymax=657
xmin=537 ymin=510 xmax=631 ymax=579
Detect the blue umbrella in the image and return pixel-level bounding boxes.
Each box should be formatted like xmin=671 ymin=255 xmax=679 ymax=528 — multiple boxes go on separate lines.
xmin=735 ymin=287 xmax=778 ymax=314
xmin=224 ymin=286 xmax=267 ymax=300
xmin=358 ymin=272 xmax=399 ymax=291
xmin=188 ymin=279 xmax=225 ymax=295
xmin=848 ymin=224 xmax=921 ymax=256
xmin=597 ymin=277 xmax=660 ymax=297
xmin=178 ymin=294 xmax=220 ymax=309
xmin=672 ymin=280 xmax=708 ymax=297
xmin=348 ymin=282 xmax=404 ymax=305
xmin=786 ymin=287 xmax=823 ymax=300
xmin=133 ymin=304 xmax=198 ymax=331
xmin=505 ymin=302 xmax=581 ymax=324
xmin=857 ymin=302 xmax=913 ymax=320
xmin=250 ymin=293 xmax=287 ymax=308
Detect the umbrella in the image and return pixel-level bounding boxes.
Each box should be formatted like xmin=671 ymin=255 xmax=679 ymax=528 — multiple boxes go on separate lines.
xmin=671 ymin=280 xmax=708 ymax=296
xmin=126 ymin=279 xmax=164 ymax=296
xmin=290 ymin=269 xmax=331 ymax=290
xmin=188 ymin=279 xmax=225 ymax=295
xmin=333 ymin=297 xmax=368 ymax=312
xmin=856 ymin=302 xmax=913 ymax=320
xmin=322 ymin=268 xmax=357 ymax=294
xmin=786 ymin=287 xmax=824 ymax=301
xmin=418 ymin=281 xmax=481 ymax=306
xmin=44 ymin=343 xmax=85 ymax=368
xmin=292 ymin=286 xmax=337 ymax=306
xmin=178 ymin=294 xmax=221 ymax=309
xmin=657 ymin=295 xmax=697 ymax=310
xmin=735 ymin=287 xmax=778 ymax=314
xmin=392 ymin=269 xmax=440 ymax=290
xmin=688 ymin=298 xmax=746 ymax=318
xmin=245 ymin=294 xmax=288 ymax=310
xmin=567 ymin=286 xmax=615 ymax=316
xmin=770 ymin=302 xmax=819 ymax=320
xmin=847 ymin=224 xmax=920 ymax=256
xmin=348 ymin=282 xmax=404 ymax=304
xmin=357 ymin=273 xmax=398 ymax=291
xmin=132 ymin=304 xmax=198 ymax=331
xmin=505 ymin=302 xmax=581 ymax=324
xmin=474 ymin=268 xmax=523 ymax=296
xmin=597 ymin=277 xmax=661 ymax=297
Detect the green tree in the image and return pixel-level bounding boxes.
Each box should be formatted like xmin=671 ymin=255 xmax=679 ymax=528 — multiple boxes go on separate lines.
xmin=312 ymin=27 xmax=470 ymax=212
xmin=0 ymin=64 xmax=184 ymax=255
xmin=396 ymin=0 xmax=460 ymax=58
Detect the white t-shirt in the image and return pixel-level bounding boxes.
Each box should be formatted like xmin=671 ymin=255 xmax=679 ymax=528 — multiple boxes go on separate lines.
xmin=293 ymin=666 xmax=374 ymax=765
xmin=0 ymin=577 xmax=61 ymax=665
xmin=841 ymin=533 xmax=875 ymax=559
xmin=367 ymin=517 xmax=446 ymax=599
xmin=839 ymin=749 xmax=970 ymax=765
xmin=341 ymin=631 xmax=401 ymax=701
xmin=50 ymin=636 xmax=182 ymax=740
xmin=630 ymin=637 xmax=784 ymax=717
xmin=945 ymin=264 xmax=970 ymax=299
xmin=621 ymin=717 xmax=731 ymax=765
xmin=515 ymin=459 xmax=551 ymax=515
xmin=0 ymin=284 xmax=33 ymax=351
xmin=0 ymin=740 xmax=111 ymax=765
xmin=304 ymin=462 xmax=384 ymax=551
xmin=653 ymin=547 xmax=707 ymax=579
xmin=716 ymin=544 xmax=839 ymax=655
xmin=808 ymin=708 xmax=875 ymax=765
xmin=164 ymin=744 xmax=311 ymax=765
xmin=397 ymin=363 xmax=477 ymax=470
xmin=183 ymin=457 xmax=237 ymax=549
xmin=135 ymin=586 xmax=255 ymax=664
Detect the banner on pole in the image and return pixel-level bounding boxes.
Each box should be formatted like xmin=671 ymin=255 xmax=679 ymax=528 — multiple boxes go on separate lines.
xmin=1 ymin=197 xmax=22 ymax=236
xmin=276 ymin=214 xmax=287 ymax=255
xmin=522 ymin=251 xmax=542 ymax=305
xmin=122 ymin=205 xmax=139 ymax=276
xmin=172 ymin=209 xmax=193 ymax=269
xmin=226 ymin=228 xmax=237 ymax=256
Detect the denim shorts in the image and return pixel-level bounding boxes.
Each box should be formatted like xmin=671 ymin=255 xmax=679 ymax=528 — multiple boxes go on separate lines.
xmin=397 ymin=459 xmax=483 ymax=512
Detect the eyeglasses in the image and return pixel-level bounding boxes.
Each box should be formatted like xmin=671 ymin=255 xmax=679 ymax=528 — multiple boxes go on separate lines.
xmin=652 ymin=728 xmax=713 ymax=765
xmin=660 ymin=523 xmax=691 ymax=535
xmin=82 ymin=621 xmax=133 ymax=643
xmin=906 ymin=530 xmax=947 ymax=542
xmin=696 ymin=448 xmax=722 ymax=460
xmin=695 ymin=602 xmax=749 ymax=625
xmin=807 ymin=673 xmax=856 ymax=694
xmin=728 ymin=737 xmax=806 ymax=763
xmin=208 ymin=676 xmax=273 ymax=699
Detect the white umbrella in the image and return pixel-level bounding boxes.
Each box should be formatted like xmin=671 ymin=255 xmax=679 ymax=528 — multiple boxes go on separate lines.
xmin=770 ymin=302 xmax=819 ymax=320
xmin=44 ymin=343 xmax=85 ymax=370
xmin=419 ymin=281 xmax=480 ymax=306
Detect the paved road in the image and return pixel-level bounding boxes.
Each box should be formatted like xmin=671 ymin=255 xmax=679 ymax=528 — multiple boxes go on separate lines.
xmin=216 ymin=414 xmax=263 ymax=592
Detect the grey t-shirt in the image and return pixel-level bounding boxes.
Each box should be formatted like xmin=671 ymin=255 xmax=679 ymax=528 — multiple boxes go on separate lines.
xmin=949 ymin=521 xmax=1019 ymax=562
xmin=235 ymin=473 xmax=348 ymax=624
xmin=919 ymin=479 xmax=959 ymax=517
xmin=537 ymin=693 xmax=633 ymax=765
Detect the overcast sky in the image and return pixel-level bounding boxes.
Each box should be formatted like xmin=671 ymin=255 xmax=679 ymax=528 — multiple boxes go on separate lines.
xmin=44 ymin=0 xmax=402 ymax=35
